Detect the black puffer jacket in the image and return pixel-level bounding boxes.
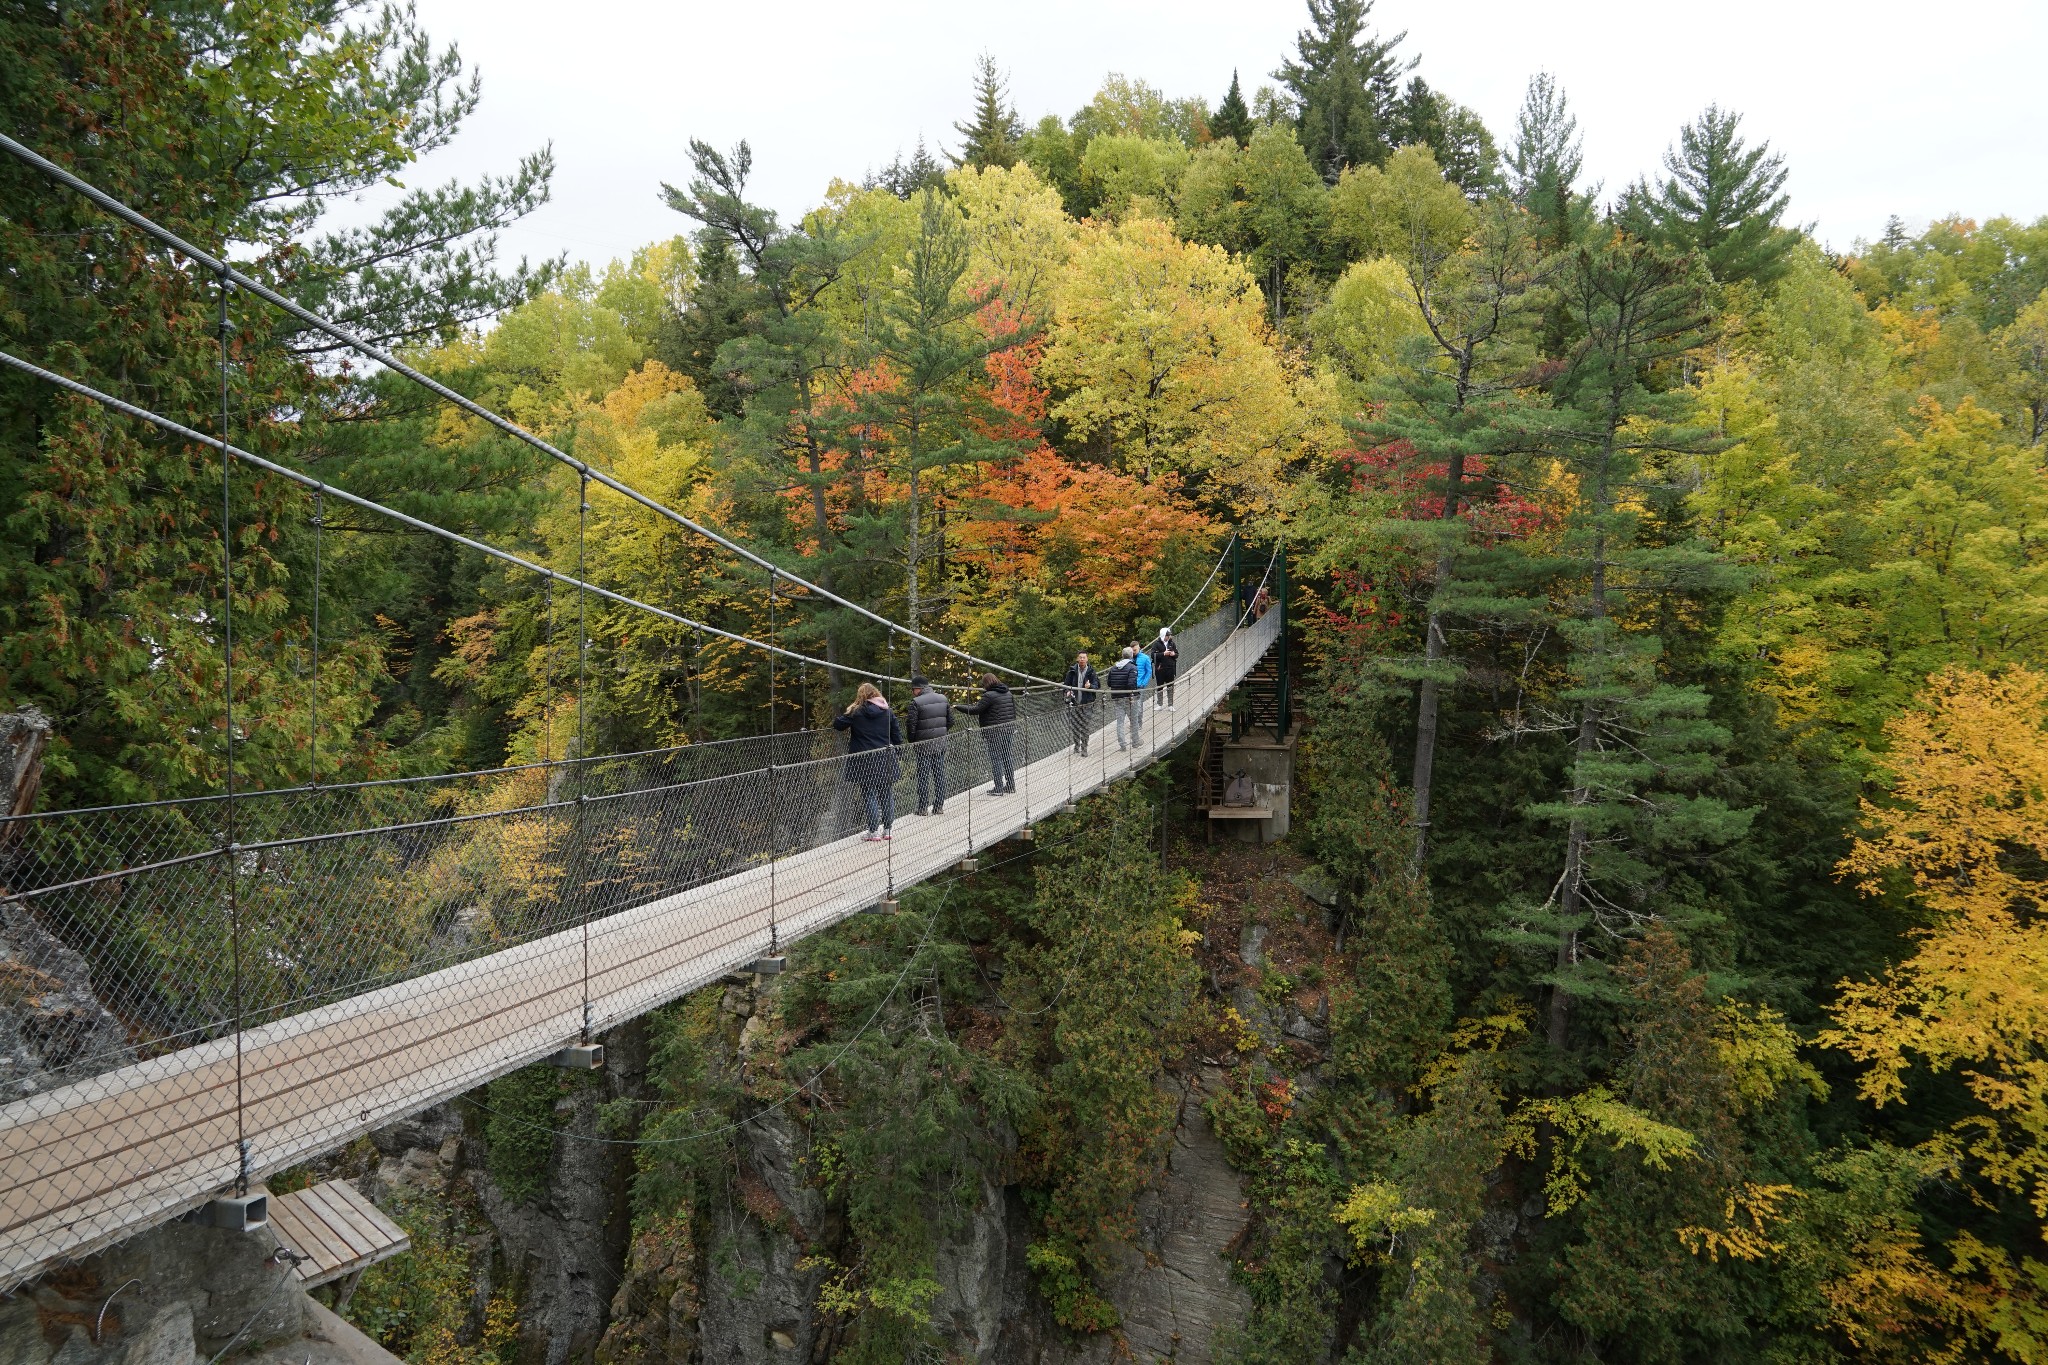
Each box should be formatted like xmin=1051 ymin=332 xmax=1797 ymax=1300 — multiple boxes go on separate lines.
xmin=904 ymin=687 xmax=952 ymax=742
xmin=832 ymin=701 xmax=903 ymax=786
xmin=955 ymin=682 xmax=1016 ymax=729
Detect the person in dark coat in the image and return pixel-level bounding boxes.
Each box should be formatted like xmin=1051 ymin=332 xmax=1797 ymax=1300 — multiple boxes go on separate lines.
xmin=1063 ymin=652 xmax=1099 ymax=755
xmin=955 ymin=673 xmax=1017 ymax=794
xmin=832 ymin=681 xmax=903 ymax=839
xmin=903 ymin=673 xmax=952 ymax=816
xmin=1106 ymin=647 xmax=1142 ymax=750
xmin=1153 ymin=627 xmax=1179 ymax=710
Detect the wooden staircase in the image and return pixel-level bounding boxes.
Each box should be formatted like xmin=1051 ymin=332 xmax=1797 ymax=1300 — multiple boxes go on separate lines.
xmin=1235 ymin=650 xmax=1287 ymax=740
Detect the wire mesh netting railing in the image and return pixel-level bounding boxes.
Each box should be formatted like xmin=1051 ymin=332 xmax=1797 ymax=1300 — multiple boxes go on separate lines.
xmin=0 ymin=599 xmax=1275 ymax=1286
xmin=0 ymin=597 xmax=1246 ymax=1099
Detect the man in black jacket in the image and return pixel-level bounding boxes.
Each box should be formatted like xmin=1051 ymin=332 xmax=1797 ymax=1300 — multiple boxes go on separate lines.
xmin=954 ymin=673 xmax=1017 ymax=794
xmin=1063 ymin=652 xmax=1099 ymax=755
xmin=904 ymin=674 xmax=952 ymax=815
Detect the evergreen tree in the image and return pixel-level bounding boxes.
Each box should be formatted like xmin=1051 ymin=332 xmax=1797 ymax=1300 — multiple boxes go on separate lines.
xmin=1352 ymin=174 xmax=1549 ymax=870
xmin=652 ymin=231 xmax=752 ymax=418
xmin=847 ymin=190 xmax=1034 ymax=670
xmin=951 ymin=52 xmax=1024 ymax=170
xmin=1633 ymin=104 xmax=1795 ymax=288
xmin=1507 ymin=72 xmax=1585 ymax=245
xmin=1393 ymin=77 xmax=1500 ymax=195
xmin=1503 ymin=237 xmax=1754 ymax=1051
xmin=869 ymin=137 xmax=947 ymax=199
xmin=0 ymin=0 xmax=549 ymax=806
xmin=1212 ymin=69 xmax=1254 ymax=147
xmin=1508 ymin=72 xmax=1592 ymax=356
xmin=662 ymin=140 xmax=865 ymax=676
xmin=1274 ymin=0 xmax=1413 ymax=183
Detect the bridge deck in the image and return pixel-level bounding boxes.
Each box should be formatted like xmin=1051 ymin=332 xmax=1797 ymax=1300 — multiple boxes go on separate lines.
xmin=0 ymin=614 xmax=1276 ymax=1286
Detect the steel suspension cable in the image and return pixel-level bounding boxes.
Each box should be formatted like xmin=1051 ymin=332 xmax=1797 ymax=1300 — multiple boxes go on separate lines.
xmin=0 ymin=132 xmax=1063 ymax=690
xmin=0 ymin=349 xmax=926 ymax=687
xmin=1165 ymin=531 xmax=1239 ymax=632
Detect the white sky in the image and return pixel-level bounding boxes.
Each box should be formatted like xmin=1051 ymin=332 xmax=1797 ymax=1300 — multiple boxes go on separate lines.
xmin=333 ymin=0 xmax=2048 ymax=273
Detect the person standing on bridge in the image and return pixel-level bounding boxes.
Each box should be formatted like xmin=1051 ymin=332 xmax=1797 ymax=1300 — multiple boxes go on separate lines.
xmin=834 ymin=682 xmax=903 ymax=840
xmin=1130 ymin=637 xmax=1155 ymax=702
xmin=1063 ymin=652 xmax=1099 ymax=755
xmin=1107 ymin=647 xmax=1142 ymax=750
xmin=1154 ymin=627 xmax=1179 ymax=711
xmin=904 ymin=673 xmax=953 ymax=816
xmin=955 ymin=673 xmax=1017 ymax=794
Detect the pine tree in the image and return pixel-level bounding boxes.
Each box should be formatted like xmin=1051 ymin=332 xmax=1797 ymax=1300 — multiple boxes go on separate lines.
xmin=1212 ymin=69 xmax=1254 ymax=147
xmin=871 ymin=137 xmax=948 ymax=199
xmin=662 ymin=140 xmax=863 ymax=679
xmin=1274 ymin=0 xmax=1413 ymax=182
xmin=0 ymin=1 xmax=549 ymax=806
xmin=1507 ymin=73 xmax=1591 ymax=356
xmin=1638 ymin=105 xmax=1795 ymax=288
xmin=1507 ymin=73 xmax=1585 ymax=246
xmin=951 ymin=52 xmax=1024 ymax=171
xmin=1501 ymin=238 xmax=1753 ymax=1050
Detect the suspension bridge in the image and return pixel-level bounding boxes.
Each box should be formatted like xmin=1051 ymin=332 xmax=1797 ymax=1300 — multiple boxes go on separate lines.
xmin=0 ymin=137 xmax=1292 ymax=1287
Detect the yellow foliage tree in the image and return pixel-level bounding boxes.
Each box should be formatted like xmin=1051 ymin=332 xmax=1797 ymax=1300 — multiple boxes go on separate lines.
xmin=949 ymin=162 xmax=1077 ymax=319
xmin=1826 ymin=666 xmax=2048 ymax=1224
xmin=1038 ymin=215 xmax=1330 ymax=513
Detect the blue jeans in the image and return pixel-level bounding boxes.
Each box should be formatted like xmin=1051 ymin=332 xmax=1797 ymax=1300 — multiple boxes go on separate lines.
xmin=916 ymin=748 xmax=947 ymax=811
xmin=860 ymin=783 xmax=894 ymax=833
xmin=984 ymin=732 xmax=1015 ymax=791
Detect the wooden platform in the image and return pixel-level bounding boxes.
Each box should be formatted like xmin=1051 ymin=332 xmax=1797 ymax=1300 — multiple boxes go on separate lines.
xmin=0 ymin=614 xmax=1278 ymax=1287
xmin=268 ymin=1179 xmax=409 ymax=1288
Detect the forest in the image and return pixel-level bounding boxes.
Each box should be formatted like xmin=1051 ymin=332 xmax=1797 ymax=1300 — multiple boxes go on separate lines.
xmin=5 ymin=1 xmax=2048 ymax=1362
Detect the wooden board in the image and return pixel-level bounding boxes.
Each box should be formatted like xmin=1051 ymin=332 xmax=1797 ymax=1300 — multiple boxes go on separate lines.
xmin=0 ymin=616 xmax=1277 ymax=1287
xmin=268 ymin=1179 xmax=410 ymax=1287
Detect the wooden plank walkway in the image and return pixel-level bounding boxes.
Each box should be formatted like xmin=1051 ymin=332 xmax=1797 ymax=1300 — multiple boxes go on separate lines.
xmin=0 ymin=614 xmax=1276 ymax=1287
xmin=268 ymin=1179 xmax=410 ymax=1288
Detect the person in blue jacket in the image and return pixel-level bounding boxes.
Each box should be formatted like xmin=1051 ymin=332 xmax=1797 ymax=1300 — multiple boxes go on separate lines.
xmin=1130 ymin=637 xmax=1155 ymax=696
xmin=832 ymin=681 xmax=903 ymax=840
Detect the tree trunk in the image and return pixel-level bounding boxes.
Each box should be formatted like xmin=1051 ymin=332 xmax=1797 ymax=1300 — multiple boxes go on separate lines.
xmin=795 ymin=373 xmax=842 ymax=696
xmin=0 ymin=709 xmax=50 ymax=864
xmin=1549 ymin=449 xmax=1612 ymax=1052
xmin=906 ymin=419 xmax=922 ymax=676
xmin=1409 ymin=448 xmax=1467 ymax=871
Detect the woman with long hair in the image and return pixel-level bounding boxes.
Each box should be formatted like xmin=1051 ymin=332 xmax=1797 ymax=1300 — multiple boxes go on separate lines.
xmin=833 ymin=681 xmax=904 ymax=840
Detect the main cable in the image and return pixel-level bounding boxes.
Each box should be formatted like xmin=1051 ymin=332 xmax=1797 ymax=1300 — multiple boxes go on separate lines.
xmin=0 ymin=132 xmax=1064 ymax=690
xmin=0 ymin=349 xmax=926 ymax=687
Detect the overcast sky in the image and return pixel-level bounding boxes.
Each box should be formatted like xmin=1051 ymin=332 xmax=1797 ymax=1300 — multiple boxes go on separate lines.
xmin=332 ymin=0 xmax=2048 ymax=274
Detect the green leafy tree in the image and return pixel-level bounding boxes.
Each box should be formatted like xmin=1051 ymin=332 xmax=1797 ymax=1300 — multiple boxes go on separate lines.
xmin=1392 ymin=77 xmax=1499 ymax=195
xmin=1018 ymin=788 xmax=1201 ymax=1331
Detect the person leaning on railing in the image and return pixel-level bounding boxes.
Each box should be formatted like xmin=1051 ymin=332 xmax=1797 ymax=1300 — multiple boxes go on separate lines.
xmin=954 ymin=673 xmax=1017 ymax=795
xmin=834 ymin=682 xmax=903 ymax=840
